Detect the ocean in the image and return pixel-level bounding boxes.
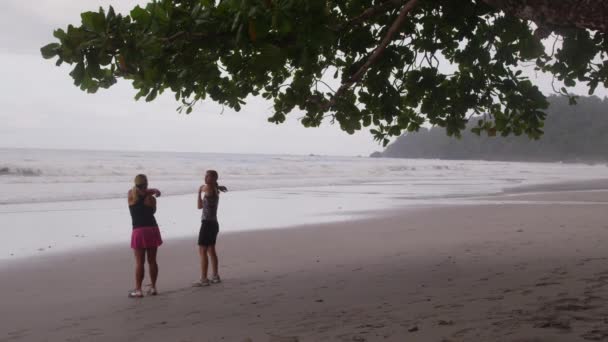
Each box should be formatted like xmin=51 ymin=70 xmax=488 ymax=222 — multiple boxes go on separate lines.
xmin=1 ymin=148 xmax=607 ymax=260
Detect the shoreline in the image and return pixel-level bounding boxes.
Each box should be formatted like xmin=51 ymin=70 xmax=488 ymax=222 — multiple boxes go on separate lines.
xmin=504 ymin=178 xmax=608 ymax=193
xmin=3 ymin=177 xmax=608 ymax=263
xmin=374 ymin=154 xmax=608 ymax=165
xmin=3 ymin=185 xmax=608 ymax=340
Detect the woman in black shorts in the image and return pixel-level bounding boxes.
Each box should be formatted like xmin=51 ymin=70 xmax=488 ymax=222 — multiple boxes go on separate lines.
xmin=193 ymin=170 xmax=227 ymax=287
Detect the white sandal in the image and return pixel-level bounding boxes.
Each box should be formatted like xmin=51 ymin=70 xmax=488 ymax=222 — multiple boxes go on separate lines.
xmin=192 ymin=278 xmax=210 ymax=287
xmin=128 ymin=289 xmax=143 ymax=298
xmin=210 ymin=275 xmax=221 ymax=284
xmin=145 ymin=284 xmax=158 ymax=296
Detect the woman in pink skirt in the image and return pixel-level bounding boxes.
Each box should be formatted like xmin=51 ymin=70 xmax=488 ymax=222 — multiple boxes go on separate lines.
xmin=127 ymin=174 xmax=163 ymax=298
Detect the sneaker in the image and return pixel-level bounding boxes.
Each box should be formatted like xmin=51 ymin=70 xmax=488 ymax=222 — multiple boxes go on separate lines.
xmin=192 ymin=278 xmax=210 ymax=287
xmin=210 ymin=275 xmax=221 ymax=284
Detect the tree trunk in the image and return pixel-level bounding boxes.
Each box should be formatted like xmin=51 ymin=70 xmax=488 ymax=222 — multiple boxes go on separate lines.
xmin=482 ymin=0 xmax=608 ymax=33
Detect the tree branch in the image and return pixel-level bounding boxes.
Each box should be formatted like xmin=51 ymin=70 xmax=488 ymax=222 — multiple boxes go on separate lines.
xmin=161 ymin=31 xmax=212 ymax=42
xmin=319 ymin=0 xmax=420 ymax=111
xmin=348 ymin=0 xmax=408 ymax=27
xmin=162 ymin=31 xmax=187 ymax=42
xmin=481 ymin=0 xmax=608 ymax=34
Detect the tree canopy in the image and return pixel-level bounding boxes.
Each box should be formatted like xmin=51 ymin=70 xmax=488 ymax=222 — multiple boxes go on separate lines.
xmin=41 ymin=0 xmax=608 ymax=145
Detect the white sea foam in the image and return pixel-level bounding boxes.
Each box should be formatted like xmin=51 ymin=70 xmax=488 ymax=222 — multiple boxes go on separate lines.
xmin=0 ymin=148 xmax=607 ymax=205
xmin=2 ymin=148 xmax=608 ymax=260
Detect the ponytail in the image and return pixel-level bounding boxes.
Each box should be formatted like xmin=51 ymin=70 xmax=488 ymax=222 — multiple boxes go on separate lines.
xmin=132 ymin=185 xmax=140 ymax=201
xmin=206 ymin=170 xmax=227 ymax=195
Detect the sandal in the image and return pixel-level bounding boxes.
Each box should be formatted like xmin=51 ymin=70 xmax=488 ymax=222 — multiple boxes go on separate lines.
xmin=192 ymin=278 xmax=210 ymax=287
xmin=145 ymin=284 xmax=158 ymax=296
xmin=210 ymin=275 xmax=222 ymax=284
xmin=128 ymin=289 xmax=143 ymax=298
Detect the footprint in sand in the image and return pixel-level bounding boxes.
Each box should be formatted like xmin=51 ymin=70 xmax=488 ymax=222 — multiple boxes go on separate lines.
xmin=535 ymin=281 xmax=561 ymax=287
xmin=582 ymin=329 xmax=608 ymax=341
xmin=451 ymin=327 xmax=475 ymax=338
xmin=267 ymin=335 xmax=299 ymax=342
xmin=534 ymin=319 xmax=571 ymax=331
xmin=186 ymin=310 xmax=201 ymax=317
xmin=542 ymin=297 xmax=597 ymax=312
xmin=7 ymin=329 xmax=29 ymax=339
xmin=550 ymin=267 xmax=568 ymax=276
xmin=86 ymin=328 xmax=104 ymax=336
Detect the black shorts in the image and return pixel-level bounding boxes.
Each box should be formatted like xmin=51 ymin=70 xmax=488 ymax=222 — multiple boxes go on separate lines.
xmin=198 ymin=220 xmax=219 ymax=246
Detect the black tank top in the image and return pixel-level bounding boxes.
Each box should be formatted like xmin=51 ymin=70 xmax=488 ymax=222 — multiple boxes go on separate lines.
xmin=202 ymin=194 xmax=219 ymax=221
xmin=129 ymin=195 xmax=158 ymax=228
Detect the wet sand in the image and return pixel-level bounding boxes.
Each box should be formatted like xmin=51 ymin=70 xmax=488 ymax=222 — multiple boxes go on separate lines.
xmin=3 ymin=188 xmax=608 ymax=341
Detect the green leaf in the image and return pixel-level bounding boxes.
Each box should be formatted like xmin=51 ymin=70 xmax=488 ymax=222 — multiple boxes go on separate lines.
xmin=69 ymin=62 xmax=86 ymax=85
xmin=192 ymin=3 xmax=202 ymax=18
xmin=564 ymin=78 xmax=576 ymax=87
xmin=130 ymin=6 xmax=151 ymax=26
xmin=145 ymin=89 xmax=158 ymax=102
xmin=388 ymin=126 xmax=401 ymax=136
xmin=40 ymin=43 xmax=61 ymax=59
xmin=107 ymin=6 xmax=116 ymax=21
xmin=81 ymin=11 xmax=106 ymax=34
xmin=588 ymin=80 xmax=598 ymax=95
xmin=53 ymin=29 xmax=67 ymax=40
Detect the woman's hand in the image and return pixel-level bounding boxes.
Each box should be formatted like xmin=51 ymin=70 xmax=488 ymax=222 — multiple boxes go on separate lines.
xmin=148 ymin=188 xmax=161 ymax=197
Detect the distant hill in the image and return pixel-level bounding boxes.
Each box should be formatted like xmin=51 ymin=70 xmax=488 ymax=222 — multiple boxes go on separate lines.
xmin=374 ymin=96 xmax=608 ymax=163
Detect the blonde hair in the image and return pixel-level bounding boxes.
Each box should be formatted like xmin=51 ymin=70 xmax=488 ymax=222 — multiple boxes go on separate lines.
xmin=132 ymin=174 xmax=148 ymax=202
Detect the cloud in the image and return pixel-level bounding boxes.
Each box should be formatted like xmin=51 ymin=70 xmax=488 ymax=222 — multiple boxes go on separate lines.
xmin=0 ymin=1 xmax=381 ymax=155
xmin=0 ymin=1 xmax=145 ymax=54
xmin=0 ymin=51 xmax=378 ymax=155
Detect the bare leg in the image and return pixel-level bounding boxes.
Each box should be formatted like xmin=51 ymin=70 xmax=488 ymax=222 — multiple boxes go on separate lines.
xmin=199 ymin=246 xmax=209 ymax=280
xmin=146 ymin=248 xmax=158 ymax=289
xmin=208 ymin=245 xmax=219 ymax=278
xmin=133 ymin=249 xmax=146 ymax=291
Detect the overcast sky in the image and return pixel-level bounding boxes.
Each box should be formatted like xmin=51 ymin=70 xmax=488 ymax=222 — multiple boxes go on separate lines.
xmin=1 ymin=1 xmax=605 ymax=156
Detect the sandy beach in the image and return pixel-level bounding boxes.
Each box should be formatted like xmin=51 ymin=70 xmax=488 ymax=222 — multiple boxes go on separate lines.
xmin=2 ymin=185 xmax=608 ymax=341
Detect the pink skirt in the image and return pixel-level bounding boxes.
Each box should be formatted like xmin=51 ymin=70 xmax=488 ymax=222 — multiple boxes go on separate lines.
xmin=131 ymin=226 xmax=163 ymax=249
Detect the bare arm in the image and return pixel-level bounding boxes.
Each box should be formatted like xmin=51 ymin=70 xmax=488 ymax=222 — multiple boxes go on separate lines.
xmin=127 ymin=189 xmax=135 ymax=206
xmin=147 ymin=188 xmax=161 ymax=197
xmin=144 ymin=195 xmax=157 ymax=214
xmin=197 ymin=185 xmax=205 ymax=209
